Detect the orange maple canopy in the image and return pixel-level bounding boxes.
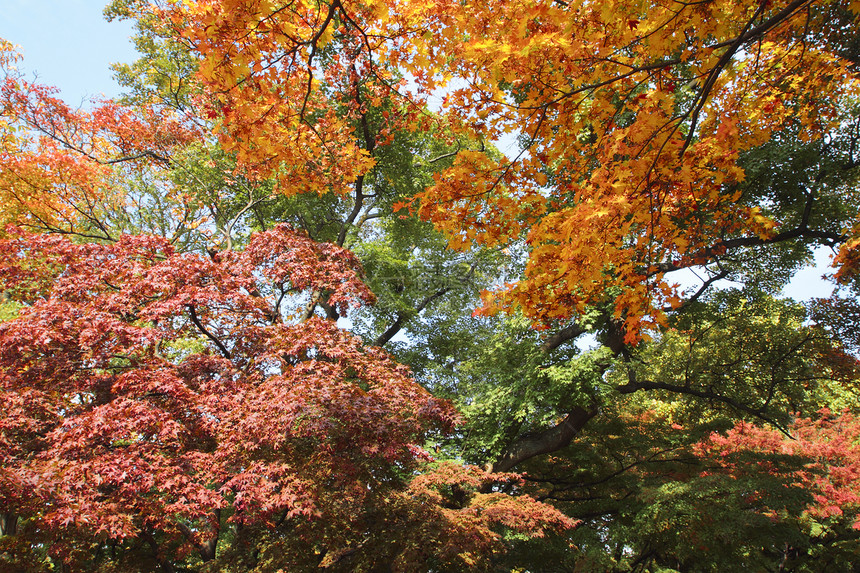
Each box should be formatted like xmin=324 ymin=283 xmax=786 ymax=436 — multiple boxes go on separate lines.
xmin=153 ymin=0 xmax=859 ymax=340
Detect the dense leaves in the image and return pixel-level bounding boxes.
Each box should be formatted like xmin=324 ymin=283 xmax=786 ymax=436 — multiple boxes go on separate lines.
xmin=0 ymin=229 xmax=572 ymax=570
xmin=1 ymin=0 xmax=860 ymax=570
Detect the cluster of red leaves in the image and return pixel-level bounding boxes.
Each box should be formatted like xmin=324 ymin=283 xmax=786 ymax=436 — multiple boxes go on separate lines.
xmin=696 ymin=411 xmax=860 ymax=529
xmin=0 ymin=226 xmax=455 ymax=558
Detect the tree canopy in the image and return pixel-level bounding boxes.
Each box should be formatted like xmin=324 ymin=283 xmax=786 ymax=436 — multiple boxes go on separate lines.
xmin=1 ymin=0 xmax=860 ymax=570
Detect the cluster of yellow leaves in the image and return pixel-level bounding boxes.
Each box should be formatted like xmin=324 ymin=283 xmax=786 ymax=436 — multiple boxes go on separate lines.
xmin=160 ymin=0 xmax=419 ymax=195
xmin=399 ymin=0 xmax=860 ymax=339
xmin=158 ymin=0 xmax=859 ymax=339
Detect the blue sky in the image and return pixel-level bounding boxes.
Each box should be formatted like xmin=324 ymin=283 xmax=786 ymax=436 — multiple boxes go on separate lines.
xmin=0 ymin=0 xmax=139 ymax=102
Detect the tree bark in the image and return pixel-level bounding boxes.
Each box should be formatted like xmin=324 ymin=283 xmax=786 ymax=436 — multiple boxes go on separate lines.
xmin=0 ymin=512 xmax=18 ymax=536
xmin=490 ymin=406 xmax=598 ymax=473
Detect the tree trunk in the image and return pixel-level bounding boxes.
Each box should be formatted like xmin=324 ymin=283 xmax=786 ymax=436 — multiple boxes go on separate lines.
xmin=0 ymin=512 xmax=18 ymax=536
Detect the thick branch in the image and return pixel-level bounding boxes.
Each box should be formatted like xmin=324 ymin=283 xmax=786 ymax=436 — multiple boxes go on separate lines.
xmin=541 ymin=322 xmax=586 ymax=353
xmin=490 ymin=406 xmax=599 ymax=473
xmin=187 ymin=305 xmax=232 ymax=359
xmin=299 ymin=0 xmax=341 ymax=121
xmin=486 ymin=318 xmax=601 ymax=472
xmin=141 ymin=530 xmax=177 ymax=573
xmin=301 ymin=289 xmax=324 ymax=322
xmin=653 ymin=223 xmax=846 ymax=276
xmin=0 ymin=512 xmax=17 ymax=536
xmin=713 ymin=226 xmax=845 ymax=251
xmin=373 ymin=287 xmax=451 ymax=347
xmin=177 ymin=512 xmax=220 ymax=562
xmin=711 ymin=0 xmax=814 ymax=50
xmin=681 ymin=0 xmax=771 ymax=154
xmin=617 ymin=379 xmax=790 ymax=436
xmin=337 ymin=64 xmax=376 ymax=247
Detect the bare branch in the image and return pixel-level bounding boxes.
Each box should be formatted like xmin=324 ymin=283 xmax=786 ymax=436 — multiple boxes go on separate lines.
xmin=187 ymin=304 xmax=232 ymax=359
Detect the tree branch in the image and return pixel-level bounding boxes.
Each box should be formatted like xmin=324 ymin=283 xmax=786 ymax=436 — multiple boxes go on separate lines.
xmin=489 ymin=406 xmax=599 ymax=473
xmin=616 ymin=379 xmax=791 ymax=436
xmin=373 ymin=287 xmax=451 ymax=347
xmin=187 ymin=304 xmax=232 ymax=359
xmin=541 ymin=322 xmax=586 ymax=353
xmin=177 ymin=511 xmax=220 ymax=563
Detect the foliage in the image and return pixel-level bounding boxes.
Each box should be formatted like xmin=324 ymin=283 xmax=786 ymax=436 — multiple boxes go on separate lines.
xmin=0 ymin=228 xmax=573 ymax=571
xmin=1 ymin=0 xmax=860 ymax=570
xmin=0 ymin=39 xmax=197 ymax=240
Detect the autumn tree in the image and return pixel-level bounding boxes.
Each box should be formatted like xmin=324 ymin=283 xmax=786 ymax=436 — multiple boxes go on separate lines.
xmin=0 ymin=38 xmax=203 ymax=239
xmin=0 ymin=7 xmax=573 ymax=570
xmin=2 ymin=0 xmax=860 ymax=570
xmin=0 ymin=226 xmax=576 ymax=572
xmin=143 ymin=0 xmax=858 ymax=330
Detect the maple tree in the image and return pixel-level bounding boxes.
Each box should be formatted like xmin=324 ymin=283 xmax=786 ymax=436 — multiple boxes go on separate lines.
xmin=147 ymin=0 xmax=860 ymax=338
xmin=0 ymin=228 xmax=572 ymax=571
xmin=0 ymin=38 xmax=199 ymax=240
xmin=1 ymin=0 xmax=860 ymax=570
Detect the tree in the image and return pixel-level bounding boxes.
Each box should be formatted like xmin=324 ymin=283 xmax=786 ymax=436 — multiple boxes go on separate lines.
xmin=1 ymin=0 xmax=860 ymax=570
xmin=155 ymin=0 xmax=860 ymax=337
xmin=0 ymin=38 xmax=198 ymax=241
xmin=0 ymin=227 xmax=570 ymax=571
